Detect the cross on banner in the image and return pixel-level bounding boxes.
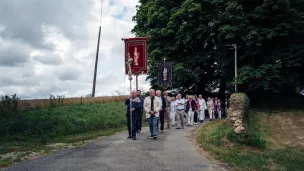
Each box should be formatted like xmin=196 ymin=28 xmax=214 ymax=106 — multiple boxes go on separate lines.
xmin=126 ymin=53 xmax=133 ymax=81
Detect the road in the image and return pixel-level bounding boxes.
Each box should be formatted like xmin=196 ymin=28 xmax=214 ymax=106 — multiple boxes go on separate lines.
xmin=4 ymin=123 xmax=228 ymax=171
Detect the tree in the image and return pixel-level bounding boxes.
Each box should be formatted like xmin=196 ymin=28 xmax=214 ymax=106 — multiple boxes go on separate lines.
xmin=133 ymin=0 xmax=218 ymax=95
xmin=132 ymin=0 xmax=304 ymax=95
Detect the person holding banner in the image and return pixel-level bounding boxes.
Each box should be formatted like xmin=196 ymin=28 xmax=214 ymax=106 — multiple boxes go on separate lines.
xmin=156 ymin=90 xmax=166 ymax=132
xmin=125 ymin=90 xmax=142 ymax=140
xmin=144 ymin=89 xmax=162 ymax=139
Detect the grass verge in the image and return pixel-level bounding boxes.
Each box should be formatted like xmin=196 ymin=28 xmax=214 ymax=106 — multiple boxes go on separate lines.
xmin=197 ymin=109 xmax=304 ymax=171
xmin=0 ymin=102 xmax=132 ymax=167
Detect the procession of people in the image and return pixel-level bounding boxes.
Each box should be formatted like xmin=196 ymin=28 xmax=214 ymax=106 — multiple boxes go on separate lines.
xmin=125 ymin=89 xmax=229 ymax=140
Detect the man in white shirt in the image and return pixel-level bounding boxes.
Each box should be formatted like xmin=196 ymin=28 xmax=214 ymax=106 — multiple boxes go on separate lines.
xmin=144 ymin=89 xmax=162 ymax=139
xmin=175 ymin=94 xmax=185 ymax=129
xmin=198 ymin=95 xmax=207 ymax=123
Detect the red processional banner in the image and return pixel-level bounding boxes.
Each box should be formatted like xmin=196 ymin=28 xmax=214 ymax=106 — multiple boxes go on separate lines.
xmin=123 ymin=37 xmax=148 ymax=75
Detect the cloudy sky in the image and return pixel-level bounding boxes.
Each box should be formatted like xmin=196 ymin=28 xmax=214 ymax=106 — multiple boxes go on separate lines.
xmin=0 ymin=0 xmax=150 ymax=99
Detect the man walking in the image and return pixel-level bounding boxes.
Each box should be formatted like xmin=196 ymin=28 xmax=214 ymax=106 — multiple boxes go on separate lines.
xmin=163 ymin=91 xmax=171 ymax=129
xmin=136 ymin=90 xmax=144 ymax=133
xmin=144 ymin=89 xmax=161 ymax=139
xmin=175 ymin=94 xmax=185 ymax=129
xmin=198 ymin=95 xmax=207 ymax=123
xmin=125 ymin=90 xmax=142 ymax=140
xmin=156 ymin=90 xmax=166 ymax=132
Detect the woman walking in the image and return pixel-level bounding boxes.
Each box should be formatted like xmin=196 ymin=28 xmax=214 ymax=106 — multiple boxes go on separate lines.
xmin=193 ymin=96 xmax=200 ymax=125
xmin=216 ymin=99 xmax=222 ymax=119
xmin=207 ymin=97 xmax=214 ymax=121
xmin=170 ymin=97 xmax=177 ymax=127
xmin=186 ymin=95 xmax=198 ymax=126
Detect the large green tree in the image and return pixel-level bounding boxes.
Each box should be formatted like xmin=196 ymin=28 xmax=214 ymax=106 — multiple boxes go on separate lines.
xmin=132 ymin=0 xmax=304 ymax=96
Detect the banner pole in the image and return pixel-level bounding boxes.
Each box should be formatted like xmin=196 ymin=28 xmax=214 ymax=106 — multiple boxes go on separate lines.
xmin=136 ymin=75 xmax=138 ymax=91
xmin=126 ymin=53 xmax=133 ymax=138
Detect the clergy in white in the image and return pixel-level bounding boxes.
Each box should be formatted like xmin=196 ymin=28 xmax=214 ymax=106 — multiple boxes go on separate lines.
xmin=198 ymin=95 xmax=207 ymax=122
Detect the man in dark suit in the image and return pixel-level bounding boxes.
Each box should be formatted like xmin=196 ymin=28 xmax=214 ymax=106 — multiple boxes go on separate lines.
xmin=125 ymin=90 xmax=142 ymax=140
xmin=156 ymin=90 xmax=166 ymax=132
xmin=185 ymin=95 xmax=198 ymax=126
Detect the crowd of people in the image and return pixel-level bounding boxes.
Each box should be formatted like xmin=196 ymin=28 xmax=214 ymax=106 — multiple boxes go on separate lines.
xmin=125 ymin=89 xmax=229 ymax=140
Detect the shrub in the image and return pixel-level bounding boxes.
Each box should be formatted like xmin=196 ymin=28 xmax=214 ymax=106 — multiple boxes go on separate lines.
xmin=0 ymin=94 xmax=20 ymax=119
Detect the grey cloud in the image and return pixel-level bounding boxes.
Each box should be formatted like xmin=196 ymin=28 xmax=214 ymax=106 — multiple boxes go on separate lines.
xmin=0 ymin=0 xmax=143 ymax=98
xmin=33 ymin=53 xmax=62 ymax=65
xmin=0 ymin=41 xmax=30 ymax=66
xmin=58 ymin=70 xmax=80 ymax=81
xmin=0 ymin=0 xmax=94 ymax=50
xmin=0 ymin=74 xmax=41 ymax=87
xmin=97 ymin=73 xmax=121 ymax=85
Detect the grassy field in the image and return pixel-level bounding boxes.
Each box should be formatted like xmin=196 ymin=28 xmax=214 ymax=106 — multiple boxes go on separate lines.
xmin=0 ymin=94 xmax=127 ymax=110
xmin=0 ymin=102 xmax=129 ymax=167
xmin=197 ymin=109 xmax=304 ymax=171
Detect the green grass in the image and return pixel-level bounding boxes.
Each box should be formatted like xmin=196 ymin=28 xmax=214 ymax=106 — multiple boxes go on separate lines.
xmin=197 ymin=110 xmax=304 ymax=171
xmin=0 ymin=102 xmax=131 ymax=167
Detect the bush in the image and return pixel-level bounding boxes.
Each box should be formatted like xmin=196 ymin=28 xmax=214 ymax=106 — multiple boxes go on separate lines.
xmin=0 ymin=94 xmax=20 ymax=118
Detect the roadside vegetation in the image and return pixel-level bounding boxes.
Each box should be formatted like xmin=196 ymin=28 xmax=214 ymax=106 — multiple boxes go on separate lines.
xmin=197 ymin=95 xmax=304 ymax=171
xmin=0 ymin=94 xmax=128 ymax=167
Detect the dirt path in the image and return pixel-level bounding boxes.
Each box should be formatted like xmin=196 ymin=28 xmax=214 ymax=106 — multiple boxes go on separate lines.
xmin=3 ymin=124 xmax=228 ymax=171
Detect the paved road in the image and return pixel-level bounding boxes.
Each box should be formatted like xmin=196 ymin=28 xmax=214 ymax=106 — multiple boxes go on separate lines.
xmin=4 ymin=124 xmax=228 ymax=171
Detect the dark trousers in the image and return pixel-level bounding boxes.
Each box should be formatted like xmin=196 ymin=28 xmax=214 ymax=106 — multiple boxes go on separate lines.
xmin=137 ymin=112 xmax=143 ymax=131
xmin=159 ymin=110 xmax=165 ymax=131
xmin=127 ymin=115 xmax=138 ymax=137
xmin=194 ymin=111 xmax=198 ymax=123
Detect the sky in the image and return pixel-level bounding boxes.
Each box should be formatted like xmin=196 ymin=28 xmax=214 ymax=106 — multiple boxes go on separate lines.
xmin=0 ymin=0 xmax=150 ymax=99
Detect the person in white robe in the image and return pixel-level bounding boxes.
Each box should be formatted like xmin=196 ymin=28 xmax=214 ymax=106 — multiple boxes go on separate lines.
xmin=198 ymin=95 xmax=207 ymax=123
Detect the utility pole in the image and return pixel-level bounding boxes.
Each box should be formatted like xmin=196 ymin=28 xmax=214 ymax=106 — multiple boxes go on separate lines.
xmin=232 ymin=44 xmax=238 ymax=93
xmin=92 ymin=0 xmax=103 ymax=97
xmin=227 ymin=44 xmax=239 ymax=93
xmin=92 ymin=26 xmax=101 ymax=97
